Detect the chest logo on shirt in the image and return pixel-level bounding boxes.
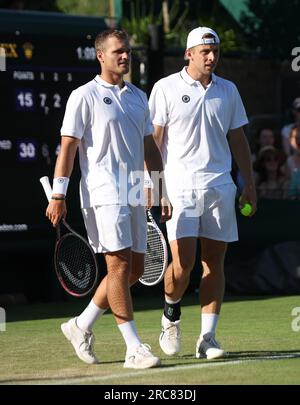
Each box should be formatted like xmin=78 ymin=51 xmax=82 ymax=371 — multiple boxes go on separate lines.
xmin=182 ymin=95 xmax=190 ymax=103
xmin=103 ymin=97 xmax=112 ymax=105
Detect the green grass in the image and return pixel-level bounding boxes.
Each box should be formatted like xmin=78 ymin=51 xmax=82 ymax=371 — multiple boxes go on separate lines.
xmin=0 ymin=295 xmax=300 ymax=385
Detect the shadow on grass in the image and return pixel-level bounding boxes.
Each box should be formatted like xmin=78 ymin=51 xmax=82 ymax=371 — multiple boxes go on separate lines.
xmin=5 ymin=292 xmax=198 ymax=322
xmin=4 ymin=292 xmax=294 ymax=323
xmin=177 ymin=350 xmax=300 ymax=362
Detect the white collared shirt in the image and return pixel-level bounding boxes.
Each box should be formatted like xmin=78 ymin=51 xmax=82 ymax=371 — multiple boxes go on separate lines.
xmin=149 ymin=67 xmax=248 ymax=193
xmin=61 ymin=75 xmax=153 ymax=207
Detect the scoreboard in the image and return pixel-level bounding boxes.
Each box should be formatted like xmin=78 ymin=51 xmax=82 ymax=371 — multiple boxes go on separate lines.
xmin=0 ymin=10 xmax=114 ymax=251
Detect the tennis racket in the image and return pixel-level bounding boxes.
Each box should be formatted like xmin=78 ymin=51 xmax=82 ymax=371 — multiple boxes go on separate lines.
xmin=139 ymin=209 xmax=168 ymax=286
xmin=40 ymin=176 xmax=99 ymax=297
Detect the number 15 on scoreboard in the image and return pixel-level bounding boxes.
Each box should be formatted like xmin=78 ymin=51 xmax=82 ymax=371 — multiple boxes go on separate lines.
xmin=15 ymin=88 xmax=35 ymax=111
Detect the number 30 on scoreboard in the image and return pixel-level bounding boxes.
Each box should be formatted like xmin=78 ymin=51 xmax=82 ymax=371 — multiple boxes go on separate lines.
xmin=17 ymin=139 xmax=37 ymax=161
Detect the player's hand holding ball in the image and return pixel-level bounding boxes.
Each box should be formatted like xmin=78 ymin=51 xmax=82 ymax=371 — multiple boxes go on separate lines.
xmin=239 ymin=197 xmax=253 ymax=217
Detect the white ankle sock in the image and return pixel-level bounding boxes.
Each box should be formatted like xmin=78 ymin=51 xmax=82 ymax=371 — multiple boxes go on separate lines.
xmin=76 ymin=299 xmax=107 ymax=331
xmin=165 ymin=297 xmax=181 ymax=304
xmin=118 ymin=320 xmax=141 ymax=353
xmin=200 ymin=313 xmax=219 ymax=339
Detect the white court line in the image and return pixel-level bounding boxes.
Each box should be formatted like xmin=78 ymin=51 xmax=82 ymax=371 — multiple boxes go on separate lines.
xmin=5 ymin=352 xmax=300 ymax=385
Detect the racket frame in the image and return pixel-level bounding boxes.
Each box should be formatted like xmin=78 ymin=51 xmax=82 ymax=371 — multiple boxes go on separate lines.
xmin=54 ymin=219 xmax=99 ymax=297
xmin=40 ymin=176 xmax=99 ymax=297
xmin=139 ymin=209 xmax=168 ymax=286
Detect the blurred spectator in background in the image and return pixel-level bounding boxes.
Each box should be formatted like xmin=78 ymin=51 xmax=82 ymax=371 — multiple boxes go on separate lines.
xmin=281 ymin=97 xmax=300 ymax=156
xmin=253 ymin=145 xmax=289 ymax=199
xmin=235 ymin=127 xmax=280 ymax=190
xmin=287 ymin=126 xmax=300 ymax=199
xmin=251 ymin=127 xmax=280 ymax=161
xmin=286 ymin=126 xmax=300 ymax=175
xmin=288 ymin=171 xmax=300 ymax=199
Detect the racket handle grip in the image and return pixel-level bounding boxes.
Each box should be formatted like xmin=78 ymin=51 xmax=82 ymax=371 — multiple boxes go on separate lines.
xmin=40 ymin=176 xmax=52 ymax=202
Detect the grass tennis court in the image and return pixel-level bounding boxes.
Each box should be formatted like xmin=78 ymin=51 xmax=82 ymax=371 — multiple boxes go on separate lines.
xmin=1 ymin=294 xmax=300 ymax=385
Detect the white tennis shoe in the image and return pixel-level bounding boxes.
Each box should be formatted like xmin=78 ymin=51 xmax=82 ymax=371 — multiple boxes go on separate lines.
xmin=196 ymin=333 xmax=226 ymax=360
xmin=61 ymin=317 xmax=100 ymax=364
xmin=124 ymin=344 xmax=161 ymax=369
xmin=159 ymin=314 xmax=181 ymax=356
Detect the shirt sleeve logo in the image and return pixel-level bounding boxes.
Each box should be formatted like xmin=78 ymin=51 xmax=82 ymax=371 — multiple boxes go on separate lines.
xmin=103 ymin=97 xmax=112 ymax=104
xmin=182 ymin=95 xmax=190 ymax=103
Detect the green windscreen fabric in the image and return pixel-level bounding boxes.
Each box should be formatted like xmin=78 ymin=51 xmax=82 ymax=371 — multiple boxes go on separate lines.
xmin=219 ymin=0 xmax=252 ymax=25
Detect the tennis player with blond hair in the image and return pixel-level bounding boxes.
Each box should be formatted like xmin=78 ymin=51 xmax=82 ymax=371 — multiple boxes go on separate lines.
xmin=149 ymin=26 xmax=256 ymax=359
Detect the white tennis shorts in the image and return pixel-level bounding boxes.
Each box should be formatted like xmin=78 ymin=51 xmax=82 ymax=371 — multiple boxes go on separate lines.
xmin=81 ymin=204 xmax=147 ymax=254
xmin=166 ymin=183 xmax=238 ymax=242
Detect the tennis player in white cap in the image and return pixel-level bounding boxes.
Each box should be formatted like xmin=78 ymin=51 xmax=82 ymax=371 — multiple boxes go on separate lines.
xmin=149 ymin=26 xmax=257 ymax=359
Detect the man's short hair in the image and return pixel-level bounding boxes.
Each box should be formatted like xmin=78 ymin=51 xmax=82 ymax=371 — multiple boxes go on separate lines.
xmin=95 ymin=29 xmax=129 ymax=52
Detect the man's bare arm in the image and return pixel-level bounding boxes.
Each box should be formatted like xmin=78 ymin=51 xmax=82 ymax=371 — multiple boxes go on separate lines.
xmin=152 ymin=124 xmax=165 ymax=152
xmin=228 ymin=127 xmax=257 ymax=216
xmin=144 ymin=134 xmax=172 ymax=221
xmin=46 ymin=135 xmax=80 ymax=226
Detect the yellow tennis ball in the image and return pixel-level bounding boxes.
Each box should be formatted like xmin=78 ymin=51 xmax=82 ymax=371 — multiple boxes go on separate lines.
xmin=240 ymin=202 xmax=252 ymax=216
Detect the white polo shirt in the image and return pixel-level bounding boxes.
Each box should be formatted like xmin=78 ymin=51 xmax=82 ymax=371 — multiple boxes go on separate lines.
xmin=61 ymin=75 xmax=153 ymax=208
xmin=149 ymin=67 xmax=248 ymax=194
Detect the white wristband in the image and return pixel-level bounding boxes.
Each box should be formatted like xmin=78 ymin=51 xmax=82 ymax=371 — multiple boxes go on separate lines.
xmin=144 ymin=171 xmax=154 ymax=189
xmin=52 ymin=177 xmax=69 ymax=196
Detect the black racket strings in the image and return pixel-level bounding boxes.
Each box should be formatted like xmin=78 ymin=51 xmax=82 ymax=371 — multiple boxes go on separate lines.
xmin=56 ymin=233 xmax=97 ymax=294
xmin=142 ymin=225 xmax=165 ymax=283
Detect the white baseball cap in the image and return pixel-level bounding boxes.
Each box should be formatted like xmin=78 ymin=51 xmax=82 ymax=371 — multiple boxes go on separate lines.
xmin=186 ymin=27 xmax=220 ymax=50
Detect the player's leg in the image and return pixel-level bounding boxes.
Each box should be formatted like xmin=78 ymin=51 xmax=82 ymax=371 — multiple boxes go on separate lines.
xmin=195 ymin=184 xmax=238 ymax=359
xmin=118 ymin=205 xmax=160 ymax=369
xmin=78 ymin=204 xmax=135 ymax=328
xmin=105 ymin=248 xmax=158 ymax=368
xmin=200 ymin=238 xmax=227 ymax=314
xmin=60 ymin=205 xmax=110 ymax=365
xmin=61 ymin=204 xmax=159 ymax=368
xmin=159 ymin=194 xmax=200 ymax=355
xmin=62 ymin=251 xmax=148 ymax=366
xmin=165 ymin=238 xmax=197 ymax=301
xmin=195 ymin=237 xmax=227 ymax=359
xmin=61 ymin=205 xmax=143 ymax=365
xmin=83 ymin=250 xmax=144 ymax=323
xmin=159 ymin=237 xmax=197 ymax=355
xmin=105 ymin=248 xmax=133 ymax=323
